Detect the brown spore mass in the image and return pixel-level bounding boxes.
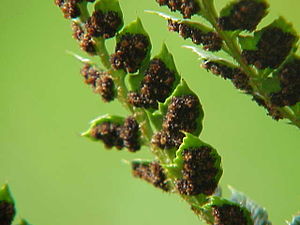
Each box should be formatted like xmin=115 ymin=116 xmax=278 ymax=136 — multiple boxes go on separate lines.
xmin=176 ymin=147 xmax=219 ymax=196
xmin=242 ymin=27 xmax=296 ymax=69
xmin=156 ymin=0 xmax=200 ymax=19
xmin=132 ymin=161 xmax=169 ymax=191
xmin=86 ymin=11 xmax=122 ymax=39
xmin=212 ymin=204 xmax=250 ymax=225
xmin=0 ymin=201 xmax=16 ymax=225
xmin=111 ymin=33 xmax=149 ymax=73
xmin=218 ymin=0 xmax=268 ymax=31
xmin=168 ymin=20 xmax=222 ymax=52
xmin=152 ymin=95 xmax=200 ymax=149
xmin=128 ymin=59 xmax=176 ymax=109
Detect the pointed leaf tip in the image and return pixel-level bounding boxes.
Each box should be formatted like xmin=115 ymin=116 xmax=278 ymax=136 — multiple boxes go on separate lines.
xmin=0 ymin=184 xmax=14 ymax=203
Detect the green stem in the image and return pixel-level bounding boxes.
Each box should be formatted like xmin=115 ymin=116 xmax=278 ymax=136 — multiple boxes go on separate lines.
xmin=95 ymin=38 xmax=112 ymax=69
xmin=202 ymin=0 xmax=300 ymax=129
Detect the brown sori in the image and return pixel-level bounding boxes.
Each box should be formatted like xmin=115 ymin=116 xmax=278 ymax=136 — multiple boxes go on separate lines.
xmin=176 ymin=147 xmax=219 ymax=196
xmin=86 ymin=11 xmax=122 ymax=39
xmin=132 ymin=161 xmax=169 ymax=191
xmin=252 ymin=96 xmax=283 ymax=120
xmin=156 ymin=0 xmax=200 ymax=19
xmin=168 ymin=20 xmax=222 ymax=51
xmin=0 ymin=201 xmax=15 ymax=225
xmin=119 ymin=117 xmax=141 ymax=152
xmin=203 ymin=61 xmax=252 ymax=92
xmin=94 ymin=75 xmax=115 ymax=102
xmin=242 ymin=27 xmax=296 ymax=69
xmin=90 ymin=122 xmax=124 ymax=149
xmin=80 ymin=33 xmax=97 ymax=55
xmin=128 ymin=59 xmax=176 ymax=109
xmin=55 ymin=0 xmax=81 ymax=19
xmin=71 ymin=22 xmax=85 ymax=41
xmin=212 ymin=204 xmax=250 ymax=225
xmin=218 ymin=0 xmax=268 ymax=31
xmin=270 ymin=59 xmax=300 ymax=107
xmin=80 ymin=64 xmax=115 ymax=102
xmin=111 ymin=33 xmax=149 ymax=73
xmin=202 ymin=61 xmax=235 ymax=79
xmin=90 ymin=117 xmax=141 ymax=151
xmin=152 ymin=95 xmax=200 ymax=149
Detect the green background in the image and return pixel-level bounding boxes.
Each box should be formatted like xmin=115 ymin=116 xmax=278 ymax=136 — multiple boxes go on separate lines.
xmin=1 ymin=0 xmax=300 ymax=224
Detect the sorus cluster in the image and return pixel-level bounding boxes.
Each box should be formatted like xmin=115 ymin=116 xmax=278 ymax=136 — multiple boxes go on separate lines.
xmin=128 ymin=59 xmax=176 ymax=109
xmin=270 ymin=58 xmax=300 ymax=107
xmin=203 ymin=61 xmax=252 ymax=92
xmin=80 ymin=64 xmax=115 ymax=102
xmin=218 ymin=0 xmax=268 ymax=31
xmin=242 ymin=27 xmax=296 ymax=69
xmin=55 ymin=0 xmax=122 ymax=55
xmin=132 ymin=161 xmax=169 ymax=191
xmin=0 ymin=201 xmax=15 ymax=225
xmin=86 ymin=11 xmax=122 ymax=39
xmin=152 ymin=95 xmax=200 ymax=149
xmin=168 ymin=20 xmax=222 ymax=52
xmin=212 ymin=204 xmax=250 ymax=225
xmin=156 ymin=0 xmax=200 ymax=19
xmin=90 ymin=117 xmax=141 ymax=152
xmin=55 ymin=0 xmax=96 ymax=19
xmin=176 ymin=147 xmax=219 ymax=196
xmin=252 ymin=96 xmax=283 ymax=120
xmin=111 ymin=33 xmax=150 ymax=73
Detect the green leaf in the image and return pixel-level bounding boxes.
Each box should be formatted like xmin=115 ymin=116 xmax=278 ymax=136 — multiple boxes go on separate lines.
xmin=290 ymin=215 xmax=300 ymax=225
xmin=158 ymin=79 xmax=204 ymax=135
xmin=229 ymin=186 xmax=272 ymax=225
xmin=167 ymin=133 xmax=222 ymax=184
xmin=18 ymin=219 xmax=32 ymax=225
xmin=0 ymin=184 xmax=14 ymax=204
xmin=220 ymin=0 xmax=268 ymax=17
xmin=201 ymin=196 xmax=253 ymax=225
xmin=116 ymin=18 xmax=152 ymax=74
xmin=260 ymin=77 xmax=281 ymax=94
xmin=146 ymin=10 xmax=213 ymax=33
xmin=94 ymin=0 xmax=124 ymax=34
xmin=82 ymin=114 xmax=124 ymax=140
xmin=95 ymin=0 xmax=123 ymax=19
xmin=239 ymin=17 xmax=299 ymax=51
xmin=128 ymin=43 xmax=181 ymax=102
xmin=183 ymin=45 xmax=232 ymax=63
xmin=145 ymin=10 xmax=181 ymax=21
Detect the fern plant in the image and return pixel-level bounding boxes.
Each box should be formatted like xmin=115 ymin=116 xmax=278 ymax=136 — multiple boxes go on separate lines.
xmin=1 ymin=0 xmax=295 ymax=224
xmin=149 ymin=0 xmax=300 ymax=128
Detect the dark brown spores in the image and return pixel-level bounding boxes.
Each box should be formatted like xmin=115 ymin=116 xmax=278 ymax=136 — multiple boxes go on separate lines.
xmin=80 ymin=64 xmax=115 ymax=102
xmin=212 ymin=204 xmax=250 ymax=225
xmin=218 ymin=0 xmax=268 ymax=31
xmin=242 ymin=27 xmax=296 ymax=69
xmin=111 ymin=33 xmax=149 ymax=73
xmin=176 ymin=147 xmax=219 ymax=196
xmin=203 ymin=61 xmax=252 ymax=92
xmin=132 ymin=161 xmax=169 ymax=191
xmin=119 ymin=117 xmax=141 ymax=152
xmin=270 ymin=58 xmax=300 ymax=106
xmin=86 ymin=11 xmax=122 ymax=39
xmin=0 ymin=201 xmax=16 ymax=225
xmin=152 ymin=95 xmax=200 ymax=149
xmin=55 ymin=0 xmax=81 ymax=19
xmin=90 ymin=117 xmax=141 ymax=152
xmin=128 ymin=59 xmax=176 ymax=109
xmin=156 ymin=0 xmax=200 ymax=19
xmin=168 ymin=20 xmax=222 ymax=51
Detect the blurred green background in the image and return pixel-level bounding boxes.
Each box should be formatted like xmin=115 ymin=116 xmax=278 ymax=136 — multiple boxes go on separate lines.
xmin=1 ymin=0 xmax=300 ymax=224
